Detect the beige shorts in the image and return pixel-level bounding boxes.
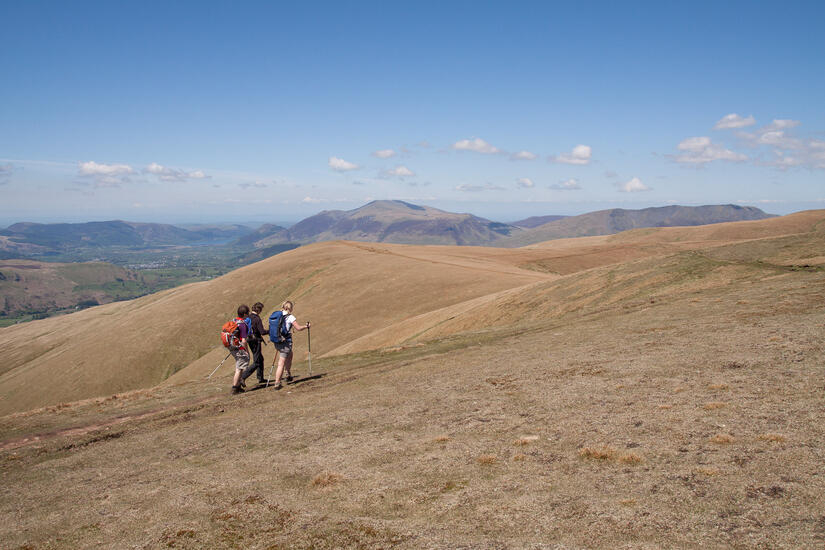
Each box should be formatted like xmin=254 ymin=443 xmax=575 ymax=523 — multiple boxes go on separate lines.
xmin=230 ymin=348 xmax=250 ymax=371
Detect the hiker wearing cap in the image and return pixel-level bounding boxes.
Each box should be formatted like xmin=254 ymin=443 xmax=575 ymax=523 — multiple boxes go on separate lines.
xmin=241 ymin=302 xmax=267 ymax=385
xmin=226 ymin=304 xmax=251 ymax=394
xmin=268 ymin=300 xmax=310 ymax=389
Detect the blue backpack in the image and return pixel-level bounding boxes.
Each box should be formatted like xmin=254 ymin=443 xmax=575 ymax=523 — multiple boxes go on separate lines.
xmin=268 ymin=311 xmax=291 ymax=343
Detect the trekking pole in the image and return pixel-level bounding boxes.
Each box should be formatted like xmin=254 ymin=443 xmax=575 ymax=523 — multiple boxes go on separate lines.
xmin=265 ymin=354 xmax=277 ymax=388
xmin=208 ymin=352 xmax=231 ymax=379
xmin=307 ymin=323 xmax=312 ymax=376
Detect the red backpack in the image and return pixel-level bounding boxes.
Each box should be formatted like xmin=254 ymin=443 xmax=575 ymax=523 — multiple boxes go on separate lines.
xmin=220 ymin=318 xmax=243 ymax=349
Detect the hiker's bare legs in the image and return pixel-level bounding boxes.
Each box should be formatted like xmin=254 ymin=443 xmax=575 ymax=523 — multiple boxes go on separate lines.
xmin=232 ymin=368 xmax=243 ymax=388
xmin=273 ymin=351 xmax=294 ymax=385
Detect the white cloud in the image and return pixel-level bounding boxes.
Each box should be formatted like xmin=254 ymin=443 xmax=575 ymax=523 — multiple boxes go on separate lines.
xmin=455 ymin=183 xmax=506 ymax=192
xmin=510 ymin=150 xmax=537 ymax=161
xmin=383 ymin=165 xmax=415 ymax=177
xmin=736 ymin=119 xmax=824 ymax=170
xmin=79 ymin=161 xmax=134 ymax=176
xmin=328 ymin=156 xmax=360 ymax=171
xmin=549 ymin=178 xmax=582 ymax=190
xmin=714 ymin=113 xmax=756 ymax=130
xmin=144 ymin=162 xmax=208 ymax=182
xmin=673 ymin=136 xmax=747 ymax=164
xmin=516 ymin=177 xmax=534 ymax=188
xmin=617 ymin=177 xmax=651 ymax=193
xmin=372 ymin=149 xmax=396 ymax=159
xmin=78 ymin=161 xmax=135 ymax=187
xmin=765 ymin=119 xmax=801 ymax=131
xmin=302 ymin=196 xmax=325 ymax=203
xmin=452 ymin=137 xmax=501 ymax=154
xmin=550 ymin=144 xmax=592 ymax=165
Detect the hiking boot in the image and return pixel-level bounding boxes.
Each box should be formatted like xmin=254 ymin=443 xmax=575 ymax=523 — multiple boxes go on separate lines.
xmin=231 ymin=386 xmax=244 ymax=394
xmin=257 ymin=379 xmax=267 ymax=385
xmin=240 ymin=380 xmax=246 ymax=389
xmin=285 ymin=375 xmax=294 ymax=383
xmin=272 ymin=382 xmax=282 ymax=390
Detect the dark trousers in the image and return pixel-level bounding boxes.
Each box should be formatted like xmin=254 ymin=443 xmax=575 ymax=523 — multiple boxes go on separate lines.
xmin=242 ymin=339 xmax=265 ymax=381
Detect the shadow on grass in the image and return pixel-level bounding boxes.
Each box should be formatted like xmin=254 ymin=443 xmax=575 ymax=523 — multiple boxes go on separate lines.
xmin=244 ymin=374 xmax=326 ymax=392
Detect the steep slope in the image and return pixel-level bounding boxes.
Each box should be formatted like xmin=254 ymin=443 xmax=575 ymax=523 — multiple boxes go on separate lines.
xmin=0 ymin=240 xmax=548 ymax=415
xmin=0 ymin=260 xmax=145 ymax=319
xmin=499 ymin=204 xmax=774 ymax=246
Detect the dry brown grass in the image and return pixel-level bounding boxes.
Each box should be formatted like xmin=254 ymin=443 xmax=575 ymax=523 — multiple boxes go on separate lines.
xmin=311 ymin=472 xmax=343 ymax=488
xmin=658 ymin=404 xmax=673 ymax=410
xmin=710 ymin=433 xmax=735 ymax=444
xmin=578 ymin=445 xmax=644 ymax=465
xmin=513 ymin=438 xmax=531 ymax=446
xmin=696 ymin=467 xmax=721 ymax=476
xmin=619 ymin=499 xmax=637 ymax=506
xmin=512 ymin=454 xmax=526 ymax=462
xmin=703 ymin=401 xmax=728 ymax=410
xmin=433 ymin=435 xmax=450 ymax=443
xmin=476 ymin=454 xmax=498 ymax=465
xmin=708 ymin=383 xmax=729 ymax=391
xmin=758 ymin=433 xmax=787 ymax=443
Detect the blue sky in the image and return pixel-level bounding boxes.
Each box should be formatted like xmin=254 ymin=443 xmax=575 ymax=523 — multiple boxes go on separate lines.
xmin=1 ymin=1 xmax=824 ymax=225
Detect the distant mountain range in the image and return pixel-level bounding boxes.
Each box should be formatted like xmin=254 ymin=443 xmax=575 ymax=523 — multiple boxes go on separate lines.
xmin=497 ymin=204 xmax=775 ymax=247
xmin=238 ymin=200 xmax=517 ymax=247
xmin=0 ymin=202 xmax=776 ymax=255
xmin=237 ymin=201 xmax=774 ymax=248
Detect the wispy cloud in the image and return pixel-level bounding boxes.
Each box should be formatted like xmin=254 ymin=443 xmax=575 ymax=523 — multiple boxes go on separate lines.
xmin=452 ymin=137 xmax=501 ymax=154
xmin=735 ymin=119 xmax=824 ymax=169
xmin=0 ymin=163 xmax=13 ymax=185
xmin=617 ymin=177 xmax=651 ymax=192
xmin=549 ymin=178 xmax=582 ymax=190
xmin=382 ymin=165 xmax=415 ymax=178
xmin=673 ymin=137 xmax=747 ymax=164
xmin=372 ymin=149 xmax=396 ymax=159
xmin=238 ymin=181 xmax=268 ymax=189
xmin=455 ymin=183 xmax=506 ymax=192
xmin=328 ymin=156 xmax=360 ymax=171
xmin=550 ymin=145 xmax=592 ymax=165
xmin=510 ymin=150 xmax=537 ymax=161
xmin=516 ymin=177 xmax=534 ymax=188
xmin=144 ymin=162 xmax=208 ymax=182
xmin=714 ymin=113 xmax=756 ymax=130
xmin=78 ymin=160 xmax=135 ymax=187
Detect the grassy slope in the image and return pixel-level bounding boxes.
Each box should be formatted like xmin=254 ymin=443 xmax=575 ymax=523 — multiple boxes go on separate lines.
xmin=0 ymin=241 xmax=548 ymax=415
xmin=1 ymin=213 xmax=823 ymax=548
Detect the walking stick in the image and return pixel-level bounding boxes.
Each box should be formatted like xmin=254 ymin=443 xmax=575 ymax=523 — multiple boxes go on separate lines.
xmin=307 ymin=323 xmax=312 ymax=376
xmin=265 ymin=353 xmax=277 ymax=388
xmin=208 ymin=352 xmax=231 ymax=379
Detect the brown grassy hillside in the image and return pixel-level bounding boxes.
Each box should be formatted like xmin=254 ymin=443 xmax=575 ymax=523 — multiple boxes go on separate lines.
xmin=1 ymin=209 xmax=823 ymax=548
xmin=1 ymin=210 xmax=823 ymax=416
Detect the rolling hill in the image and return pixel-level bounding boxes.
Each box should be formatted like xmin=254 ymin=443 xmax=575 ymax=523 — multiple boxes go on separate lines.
xmin=498 ymin=204 xmax=774 ymax=246
xmin=0 ymin=209 xmax=821 ymax=415
xmin=1 ymin=209 xmax=823 ymax=548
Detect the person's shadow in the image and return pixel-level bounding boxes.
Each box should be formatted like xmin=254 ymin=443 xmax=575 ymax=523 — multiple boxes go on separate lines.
xmin=245 ymin=374 xmax=325 ymax=392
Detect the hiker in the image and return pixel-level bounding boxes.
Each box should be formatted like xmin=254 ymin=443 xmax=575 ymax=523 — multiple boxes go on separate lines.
xmin=225 ymin=304 xmax=251 ymax=394
xmin=269 ymin=300 xmax=310 ymax=389
xmin=241 ymin=302 xmax=267 ymax=385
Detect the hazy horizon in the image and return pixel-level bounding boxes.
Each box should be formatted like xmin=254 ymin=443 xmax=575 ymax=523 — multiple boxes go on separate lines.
xmin=0 ymin=198 xmax=798 ymax=230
